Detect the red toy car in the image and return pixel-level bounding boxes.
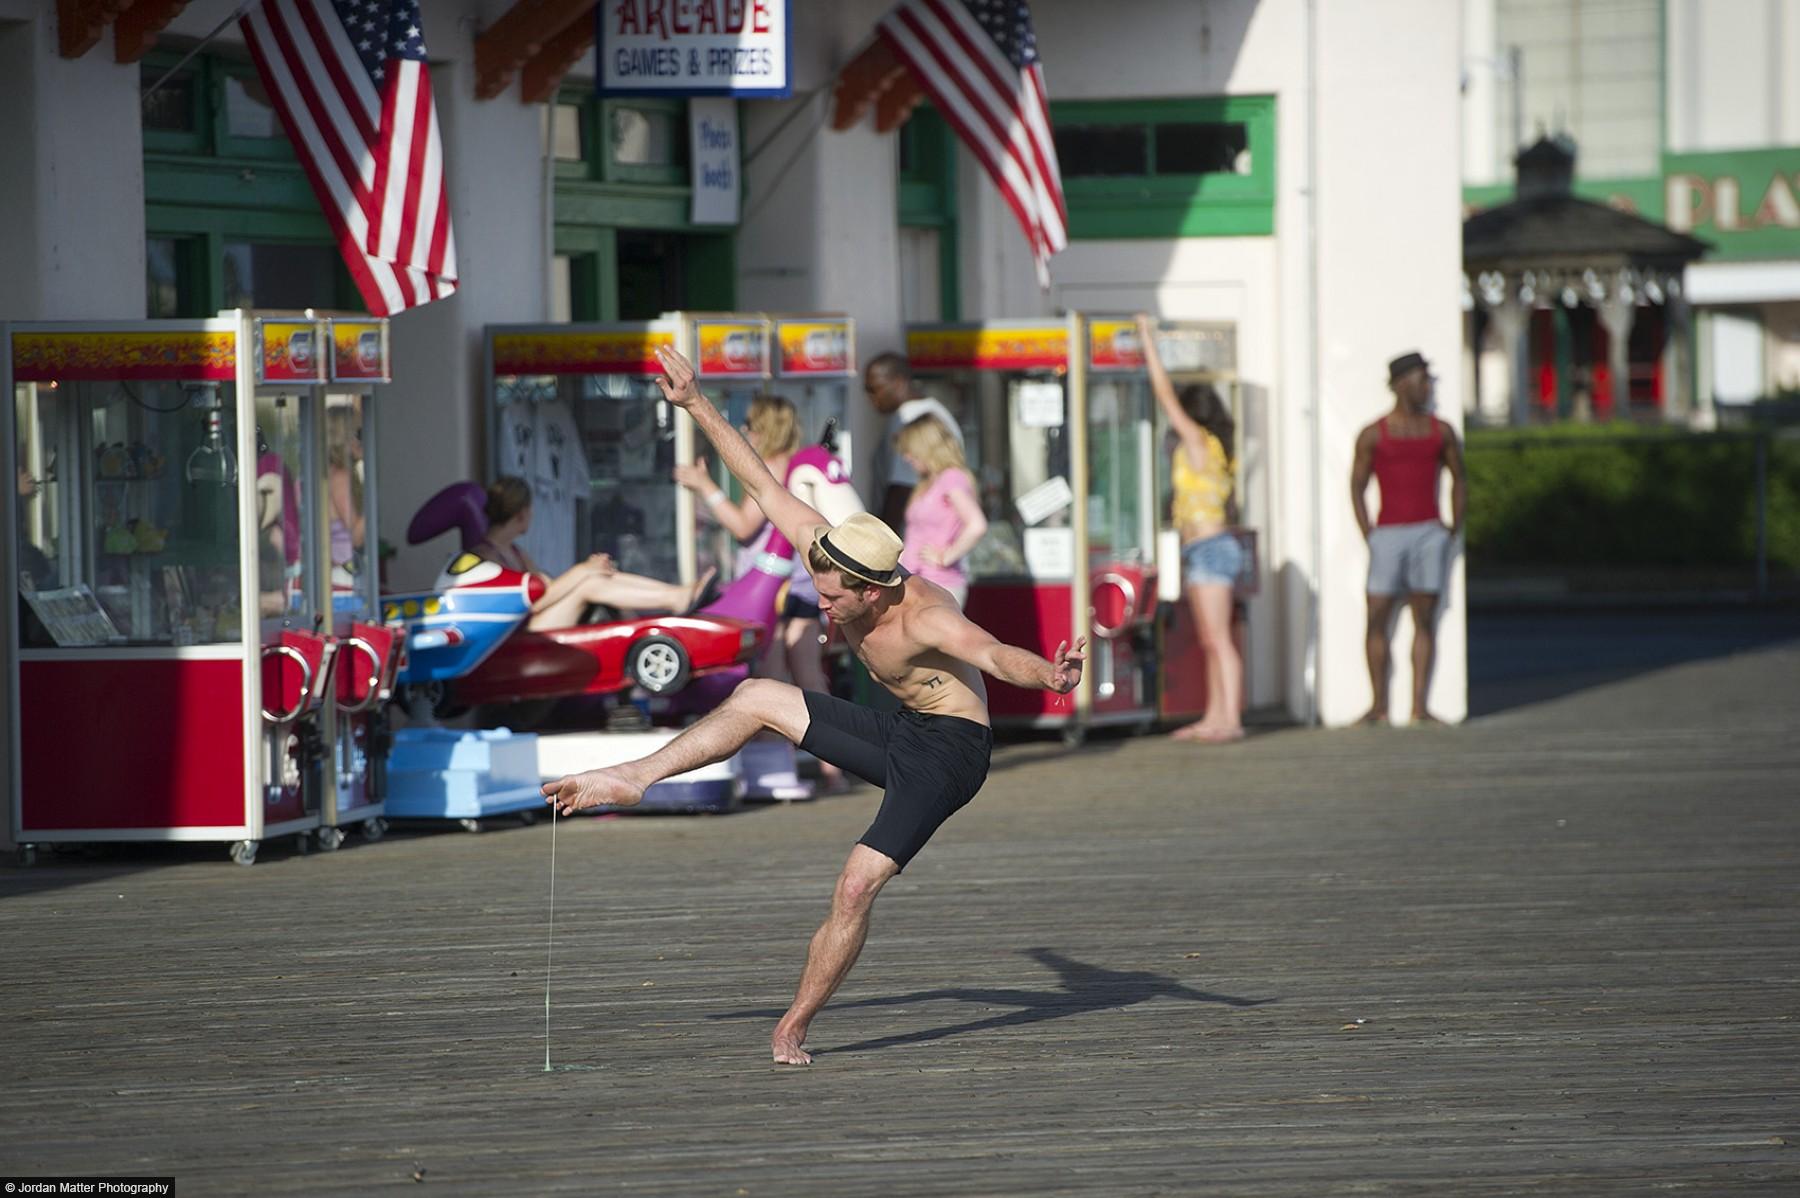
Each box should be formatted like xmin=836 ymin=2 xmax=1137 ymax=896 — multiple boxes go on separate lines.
xmin=392 ymin=483 xmax=773 ymax=712
xmin=454 ymin=609 xmax=764 ymax=705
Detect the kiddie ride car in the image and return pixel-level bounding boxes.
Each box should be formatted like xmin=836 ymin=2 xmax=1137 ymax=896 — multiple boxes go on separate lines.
xmin=384 ymin=481 xmax=777 ymax=721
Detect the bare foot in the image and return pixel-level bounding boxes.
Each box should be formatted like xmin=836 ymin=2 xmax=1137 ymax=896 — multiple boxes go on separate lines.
xmin=1410 ymin=711 xmax=1442 ymax=726
xmin=1169 ymin=719 xmax=1211 ymax=741
xmin=1189 ymin=725 xmax=1246 ymax=743
xmin=1359 ymin=707 xmax=1389 ymax=726
xmin=541 ymin=767 xmax=645 ymax=814
xmin=685 ymin=566 xmax=718 ymax=613
xmin=771 ymin=1020 xmax=812 ymax=1066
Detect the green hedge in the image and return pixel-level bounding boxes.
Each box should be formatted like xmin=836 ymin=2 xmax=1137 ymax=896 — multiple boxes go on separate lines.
xmin=1464 ymin=427 xmax=1800 ymax=574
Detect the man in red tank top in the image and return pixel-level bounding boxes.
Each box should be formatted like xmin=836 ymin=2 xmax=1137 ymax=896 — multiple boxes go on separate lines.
xmin=1350 ymin=352 xmax=1466 ymax=725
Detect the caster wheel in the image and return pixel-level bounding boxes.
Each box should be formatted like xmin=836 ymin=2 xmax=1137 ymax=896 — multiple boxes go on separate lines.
xmin=294 ymin=833 xmax=311 ymax=855
xmin=230 ymin=839 xmax=259 ymax=867
xmin=360 ymin=818 xmax=387 ymax=842
xmin=17 ymin=844 xmax=38 ymax=867
xmin=458 ymin=818 xmax=483 ymax=834
xmin=316 ymin=827 xmax=346 ymax=852
xmin=517 ymin=809 xmax=538 ymax=827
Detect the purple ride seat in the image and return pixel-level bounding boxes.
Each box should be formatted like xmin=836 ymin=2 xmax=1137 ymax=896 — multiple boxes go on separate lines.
xmin=408 ymin=481 xmax=490 ymax=551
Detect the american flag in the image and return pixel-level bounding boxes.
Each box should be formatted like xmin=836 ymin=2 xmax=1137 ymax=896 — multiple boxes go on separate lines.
xmin=241 ymin=0 xmax=458 ymax=315
xmin=880 ymin=0 xmax=1066 ymax=287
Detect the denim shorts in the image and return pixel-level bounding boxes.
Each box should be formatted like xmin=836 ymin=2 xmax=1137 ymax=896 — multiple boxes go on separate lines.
xmin=1181 ymin=532 xmax=1245 ymax=587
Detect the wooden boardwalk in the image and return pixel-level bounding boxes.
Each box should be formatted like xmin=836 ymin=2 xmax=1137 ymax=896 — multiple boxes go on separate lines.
xmin=3 ymin=631 xmax=1798 ymax=1195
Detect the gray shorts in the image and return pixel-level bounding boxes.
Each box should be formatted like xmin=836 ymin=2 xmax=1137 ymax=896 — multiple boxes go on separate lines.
xmin=1367 ymin=521 xmax=1451 ymax=596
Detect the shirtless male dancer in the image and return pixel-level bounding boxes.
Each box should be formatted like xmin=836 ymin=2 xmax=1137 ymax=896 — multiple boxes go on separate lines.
xmin=542 ymin=345 xmax=1086 ymax=1066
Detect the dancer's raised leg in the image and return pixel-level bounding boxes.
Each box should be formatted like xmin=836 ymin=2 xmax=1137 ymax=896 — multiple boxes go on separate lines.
xmin=542 ymin=678 xmax=810 ymax=813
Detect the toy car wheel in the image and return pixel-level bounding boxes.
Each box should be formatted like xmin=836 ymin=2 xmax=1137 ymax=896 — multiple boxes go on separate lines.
xmin=627 ymin=635 xmax=691 ymax=695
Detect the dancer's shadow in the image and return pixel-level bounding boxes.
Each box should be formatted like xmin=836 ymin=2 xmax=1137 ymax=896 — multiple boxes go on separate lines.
xmin=710 ymin=947 xmax=1276 ymax=1056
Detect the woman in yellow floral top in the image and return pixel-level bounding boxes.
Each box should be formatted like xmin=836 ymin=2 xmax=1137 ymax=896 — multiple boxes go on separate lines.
xmin=1138 ymin=314 xmax=1244 ymax=743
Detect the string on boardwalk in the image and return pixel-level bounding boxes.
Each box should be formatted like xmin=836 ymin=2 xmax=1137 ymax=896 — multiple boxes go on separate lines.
xmin=544 ymin=806 xmax=557 ymax=1072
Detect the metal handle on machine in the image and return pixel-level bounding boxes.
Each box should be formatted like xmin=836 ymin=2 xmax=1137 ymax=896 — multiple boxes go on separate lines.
xmin=260 ymin=644 xmax=313 ymax=724
xmin=1089 ymin=572 xmax=1138 ymax=640
xmin=336 ymin=636 xmax=384 ymax=715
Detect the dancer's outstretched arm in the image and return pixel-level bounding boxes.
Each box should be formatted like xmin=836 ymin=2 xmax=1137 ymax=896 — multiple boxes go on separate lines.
xmin=913 ymin=604 xmax=1087 ymax=693
xmin=655 ymin=345 xmax=826 ymax=555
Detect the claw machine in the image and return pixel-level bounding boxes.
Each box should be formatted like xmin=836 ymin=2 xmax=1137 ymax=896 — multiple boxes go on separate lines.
xmin=772 ymin=314 xmax=858 ymax=454
xmin=485 ymin=314 xmax=857 ymax=594
xmin=4 ymin=314 xmax=355 ymax=864
xmin=905 ymin=315 xmax=1170 ymax=740
xmin=488 ymin=319 xmax=693 ymax=593
xmin=317 ymin=319 xmax=404 ymax=847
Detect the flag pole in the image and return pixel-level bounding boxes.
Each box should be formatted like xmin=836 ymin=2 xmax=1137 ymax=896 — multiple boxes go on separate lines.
xmin=141 ymin=1 xmax=257 ymax=103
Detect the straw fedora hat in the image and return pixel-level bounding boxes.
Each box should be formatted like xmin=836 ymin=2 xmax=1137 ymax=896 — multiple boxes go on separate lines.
xmin=813 ymin=512 xmax=906 ymax=588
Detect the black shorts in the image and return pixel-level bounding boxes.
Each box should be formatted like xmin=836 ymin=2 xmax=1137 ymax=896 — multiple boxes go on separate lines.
xmin=798 ymin=690 xmax=993 ymax=871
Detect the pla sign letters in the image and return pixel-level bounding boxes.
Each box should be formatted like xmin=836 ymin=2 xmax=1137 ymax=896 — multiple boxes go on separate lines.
xmin=600 ymin=0 xmax=790 ymax=97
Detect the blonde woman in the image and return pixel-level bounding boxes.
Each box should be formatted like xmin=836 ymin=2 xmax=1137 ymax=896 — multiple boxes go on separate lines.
xmin=895 ymin=414 xmax=986 ymax=608
xmin=674 ymin=395 xmax=849 ymax=791
xmin=326 ymin=404 xmax=365 ymax=591
xmin=1138 ymin=313 xmax=1244 ymax=743
xmin=476 ymin=477 xmax=712 ymax=631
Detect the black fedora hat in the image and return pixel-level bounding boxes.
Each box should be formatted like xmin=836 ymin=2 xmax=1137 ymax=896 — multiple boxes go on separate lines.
xmin=1387 ymin=351 xmax=1430 ymax=384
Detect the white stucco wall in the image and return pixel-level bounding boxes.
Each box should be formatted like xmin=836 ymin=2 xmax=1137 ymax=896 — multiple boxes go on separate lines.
xmin=961 ymin=0 xmax=1466 ymax=725
xmin=0 ymin=10 xmax=146 ymax=321
xmin=1667 ymin=0 xmax=1800 ymax=153
xmin=1312 ymin=0 xmax=1466 ymax=726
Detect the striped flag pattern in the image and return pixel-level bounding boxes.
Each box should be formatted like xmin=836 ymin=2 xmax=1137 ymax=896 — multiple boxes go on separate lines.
xmin=240 ymin=0 xmax=458 ymax=316
xmin=879 ymin=0 xmax=1067 ymax=287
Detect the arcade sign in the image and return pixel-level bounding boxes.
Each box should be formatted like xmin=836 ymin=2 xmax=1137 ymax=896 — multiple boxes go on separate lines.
xmin=599 ymin=0 xmax=790 ymax=97
xmin=1087 ymin=319 xmax=1144 ymax=372
xmin=256 ymin=320 xmax=326 ymax=385
xmin=490 ymin=327 xmax=676 ymax=377
xmin=695 ymin=319 xmax=770 ymax=378
xmin=329 ymin=320 xmax=390 ymax=383
xmin=776 ymin=318 xmax=853 ymax=378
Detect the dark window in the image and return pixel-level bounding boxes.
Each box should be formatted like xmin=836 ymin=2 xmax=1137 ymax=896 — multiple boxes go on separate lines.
xmin=222 ymin=241 xmax=341 ymax=310
xmin=1154 ymin=121 xmax=1250 ymax=175
xmin=146 ymin=238 xmax=183 ymax=317
xmin=1053 ymin=125 xmax=1148 ymax=177
xmin=140 ymin=65 xmax=197 ymax=133
xmin=616 ymin=231 xmax=685 ymax=321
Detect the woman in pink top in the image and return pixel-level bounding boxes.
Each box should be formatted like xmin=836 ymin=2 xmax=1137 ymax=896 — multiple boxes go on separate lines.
xmin=895 ymin=414 xmax=987 ymax=608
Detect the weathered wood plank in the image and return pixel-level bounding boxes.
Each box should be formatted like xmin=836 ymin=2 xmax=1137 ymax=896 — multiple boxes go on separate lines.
xmin=0 ymin=637 xmax=1796 ymax=1195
